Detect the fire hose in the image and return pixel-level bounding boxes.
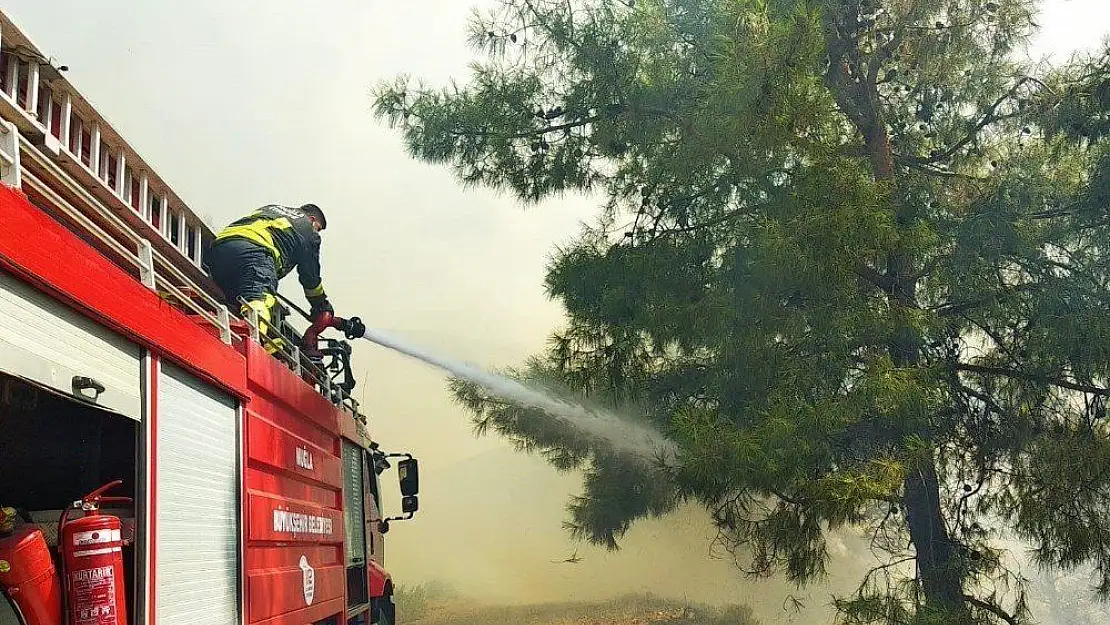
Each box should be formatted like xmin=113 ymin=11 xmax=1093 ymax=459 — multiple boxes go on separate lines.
xmin=272 ymin=292 xmax=365 ymax=358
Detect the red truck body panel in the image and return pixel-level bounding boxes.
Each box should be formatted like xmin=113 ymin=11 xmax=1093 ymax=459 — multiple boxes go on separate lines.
xmin=0 ymin=183 xmax=247 ymax=397
xmin=245 ymin=326 xmax=350 ymax=624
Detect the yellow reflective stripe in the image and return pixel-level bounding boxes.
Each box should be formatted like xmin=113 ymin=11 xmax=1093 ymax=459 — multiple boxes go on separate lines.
xmin=304 ymin=283 xmax=326 ymax=298
xmin=216 ymin=226 xmax=276 ymax=256
xmin=215 ymin=217 xmax=294 ymax=263
xmin=241 ymin=295 xmax=286 ymax=354
xmin=240 ymin=295 xmax=277 ymax=324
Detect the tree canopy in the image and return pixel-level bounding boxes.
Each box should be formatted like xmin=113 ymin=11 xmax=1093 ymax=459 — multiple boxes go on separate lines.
xmin=374 ymin=1 xmax=1110 ymax=623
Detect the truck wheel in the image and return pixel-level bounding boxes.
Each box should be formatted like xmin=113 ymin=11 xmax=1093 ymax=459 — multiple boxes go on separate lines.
xmin=375 ymin=595 xmax=396 ymax=625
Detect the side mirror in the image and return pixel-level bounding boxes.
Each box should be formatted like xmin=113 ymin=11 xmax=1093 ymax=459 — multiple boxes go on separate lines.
xmin=378 ymin=452 xmax=421 ymax=528
xmin=398 ymin=458 xmax=419 ymax=497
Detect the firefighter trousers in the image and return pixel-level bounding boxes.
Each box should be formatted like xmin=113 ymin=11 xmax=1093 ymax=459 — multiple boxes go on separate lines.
xmin=204 ymin=238 xmax=286 ymax=354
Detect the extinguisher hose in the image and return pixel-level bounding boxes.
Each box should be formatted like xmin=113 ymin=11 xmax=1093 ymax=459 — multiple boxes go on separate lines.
xmin=56 ymin=506 xmax=70 ymax=625
xmin=84 ymin=480 xmax=124 ymax=503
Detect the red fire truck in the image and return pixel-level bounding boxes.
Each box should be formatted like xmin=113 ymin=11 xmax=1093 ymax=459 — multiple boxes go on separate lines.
xmin=0 ymin=10 xmax=419 ymax=625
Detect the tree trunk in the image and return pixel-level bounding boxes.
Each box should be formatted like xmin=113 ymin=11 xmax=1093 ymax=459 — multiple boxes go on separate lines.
xmin=821 ymin=8 xmax=971 ymax=617
xmin=889 ymin=222 xmax=971 ymax=622
xmin=904 ymin=464 xmax=970 ymax=621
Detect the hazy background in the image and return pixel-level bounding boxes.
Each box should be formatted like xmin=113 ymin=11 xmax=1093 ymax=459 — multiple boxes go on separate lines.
xmin=8 ymin=1 xmax=1107 ymax=622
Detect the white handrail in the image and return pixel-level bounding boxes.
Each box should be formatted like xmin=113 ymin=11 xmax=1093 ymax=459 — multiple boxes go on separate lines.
xmin=21 ymin=169 xmax=141 ymax=266
xmin=0 ymin=26 xmax=214 ymax=270
xmin=16 ymin=134 xmax=235 ymax=344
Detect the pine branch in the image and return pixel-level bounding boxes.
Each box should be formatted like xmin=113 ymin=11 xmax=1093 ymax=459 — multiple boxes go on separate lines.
xmin=964 ymin=595 xmax=1020 ymax=625
xmin=821 ymin=6 xmax=895 ymax=181
xmin=952 ymin=380 xmax=1007 ymax=419
xmin=903 ymin=78 xmax=1031 ymax=166
xmin=874 ymin=0 xmax=924 ymax=65
xmin=854 ymin=263 xmax=896 ymax=292
xmin=932 ymin=283 xmax=1040 ymax=318
xmin=857 ymin=556 xmax=918 ymax=592
xmin=652 ymin=204 xmax=751 ymax=237
xmin=903 ymin=162 xmax=986 ymax=179
xmin=956 ymin=363 xmax=1110 ymax=397
xmin=1028 ymin=202 xmax=1083 ymax=219
xmin=448 ymin=114 xmax=603 ymax=139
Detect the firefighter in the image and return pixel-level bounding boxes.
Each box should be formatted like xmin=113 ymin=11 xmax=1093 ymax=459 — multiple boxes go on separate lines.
xmin=205 ymin=203 xmax=332 ymax=354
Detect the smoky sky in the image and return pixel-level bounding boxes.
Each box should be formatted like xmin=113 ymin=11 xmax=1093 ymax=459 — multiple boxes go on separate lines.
xmin=8 ymin=1 xmax=1108 ymax=622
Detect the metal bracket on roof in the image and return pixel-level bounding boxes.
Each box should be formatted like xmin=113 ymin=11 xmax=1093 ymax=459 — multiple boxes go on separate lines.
xmin=216 ymin=304 xmax=232 ymax=344
xmin=0 ymin=119 xmax=20 ymax=187
xmin=137 ymin=239 xmax=156 ymax=289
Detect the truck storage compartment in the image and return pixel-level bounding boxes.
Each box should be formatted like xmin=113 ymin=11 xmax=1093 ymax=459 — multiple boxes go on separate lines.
xmin=0 ymin=372 xmax=139 ymax=623
xmin=0 ymin=373 xmax=137 ymax=525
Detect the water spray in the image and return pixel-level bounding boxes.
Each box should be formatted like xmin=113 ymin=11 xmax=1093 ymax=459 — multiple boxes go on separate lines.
xmin=276 ymin=292 xmax=673 ymax=459
xmin=358 ymin=327 xmax=674 ymax=460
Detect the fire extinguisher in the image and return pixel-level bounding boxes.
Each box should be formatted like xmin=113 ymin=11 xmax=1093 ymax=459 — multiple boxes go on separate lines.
xmin=59 ymin=481 xmax=131 ymax=625
xmin=0 ymin=506 xmax=63 ymax=625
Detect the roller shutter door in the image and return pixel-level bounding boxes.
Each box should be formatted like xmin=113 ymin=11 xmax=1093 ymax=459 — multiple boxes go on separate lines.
xmin=343 ymin=441 xmax=367 ymax=566
xmin=155 ymin=362 xmax=240 ymax=624
xmin=0 ymin=269 xmax=141 ymax=419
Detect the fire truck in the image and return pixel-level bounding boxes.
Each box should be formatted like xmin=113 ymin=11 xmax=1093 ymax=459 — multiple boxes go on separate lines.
xmin=0 ymin=10 xmax=419 ymax=625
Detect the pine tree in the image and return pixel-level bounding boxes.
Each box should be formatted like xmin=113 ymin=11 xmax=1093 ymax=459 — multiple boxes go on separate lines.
xmin=374 ymin=1 xmax=1110 ymax=622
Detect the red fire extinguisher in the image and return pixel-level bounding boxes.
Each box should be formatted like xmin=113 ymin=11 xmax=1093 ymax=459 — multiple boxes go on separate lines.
xmin=0 ymin=506 xmax=63 ymax=625
xmin=59 ymin=481 xmax=131 ymax=625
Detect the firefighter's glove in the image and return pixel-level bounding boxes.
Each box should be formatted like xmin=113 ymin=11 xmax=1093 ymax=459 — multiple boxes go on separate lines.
xmin=308 ymin=294 xmax=333 ymax=317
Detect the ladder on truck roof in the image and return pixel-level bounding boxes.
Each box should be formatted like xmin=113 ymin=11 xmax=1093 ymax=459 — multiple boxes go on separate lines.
xmin=0 ymin=10 xmax=363 ymax=417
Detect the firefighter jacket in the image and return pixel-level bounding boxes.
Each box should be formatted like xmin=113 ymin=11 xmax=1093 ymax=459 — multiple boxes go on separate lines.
xmin=214 ymin=205 xmax=326 ymax=300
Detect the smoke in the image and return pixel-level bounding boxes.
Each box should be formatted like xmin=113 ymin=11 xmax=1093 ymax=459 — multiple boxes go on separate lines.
xmin=380 ymin=445 xmax=874 ymax=624
xmin=356 ymin=326 xmax=886 ymax=623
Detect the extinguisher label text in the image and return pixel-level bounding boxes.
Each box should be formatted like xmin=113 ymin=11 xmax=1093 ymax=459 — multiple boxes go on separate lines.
xmin=73 ymin=529 xmax=121 ymax=547
xmin=272 ymin=509 xmax=333 ymax=536
xmin=70 ymin=565 xmax=118 ymax=625
xmin=72 ymin=566 xmax=113 ymax=582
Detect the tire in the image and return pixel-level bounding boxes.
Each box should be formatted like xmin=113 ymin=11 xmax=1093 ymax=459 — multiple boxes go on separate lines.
xmin=374 ymin=595 xmax=396 ymax=625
